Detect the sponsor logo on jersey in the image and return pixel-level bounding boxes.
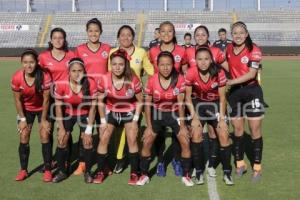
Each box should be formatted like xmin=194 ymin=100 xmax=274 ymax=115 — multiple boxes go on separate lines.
xmin=135 ymin=58 xmax=141 ymax=64
xmin=241 ymin=56 xmax=249 ymax=64
xmin=173 ymin=87 xmax=180 ymax=95
xmin=211 ymin=82 xmax=218 ymax=89
xmin=102 ymin=51 xmax=108 ymax=58
xmin=174 ymin=55 xmax=181 ymax=62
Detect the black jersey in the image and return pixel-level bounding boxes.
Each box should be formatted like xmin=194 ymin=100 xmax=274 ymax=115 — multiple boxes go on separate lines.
xmin=213 ymin=39 xmax=232 ymax=52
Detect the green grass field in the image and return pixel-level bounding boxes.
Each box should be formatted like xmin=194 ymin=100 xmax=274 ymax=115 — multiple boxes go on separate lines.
xmin=1 ymin=59 xmax=300 ymax=200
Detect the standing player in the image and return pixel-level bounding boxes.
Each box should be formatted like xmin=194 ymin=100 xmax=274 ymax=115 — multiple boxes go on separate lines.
xmin=12 ymin=49 xmax=52 ymax=182
xmin=52 ymin=58 xmax=98 ymax=183
xmin=137 ymin=51 xmax=193 ymax=186
xmin=93 ymin=49 xmax=143 ymax=185
xmin=148 ymin=21 xmax=188 ymax=176
xmin=226 ymin=21 xmax=265 ymax=182
xmin=39 ymin=27 xmax=75 ymax=173
xmin=108 ymin=25 xmax=154 ymax=174
xmin=149 ymin=27 xmax=160 ymax=49
xmin=185 ymin=47 xmax=233 ymax=185
xmin=186 ymin=25 xmax=229 ymax=177
xmin=213 ymin=28 xmax=232 ymax=52
xmin=182 ymin=32 xmax=193 ymax=48
xmin=74 ymin=18 xmax=110 ymax=175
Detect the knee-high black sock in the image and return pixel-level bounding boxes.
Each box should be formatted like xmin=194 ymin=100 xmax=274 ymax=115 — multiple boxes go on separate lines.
xmin=19 ymin=143 xmax=30 ymax=170
xmin=252 ymin=137 xmax=263 ymax=164
xmin=208 ymin=138 xmax=219 ymax=168
xmin=97 ymin=153 xmax=108 ymax=172
xmin=181 ymin=157 xmax=191 ymax=176
xmin=84 ymin=148 xmax=94 ymax=173
xmin=172 ymin=137 xmax=181 ymax=162
xmin=78 ymin=135 xmax=84 ymax=162
xmin=155 ymin=134 xmax=165 ymax=163
xmin=67 ymin=134 xmax=73 ymax=164
xmin=56 ymin=147 xmax=68 ymax=173
xmin=140 ymin=156 xmax=151 ymax=175
xmin=191 ymin=142 xmax=205 ymax=173
xmin=220 ymin=145 xmax=232 ymax=173
xmin=233 ymin=135 xmax=245 ymax=161
xmin=42 ymin=142 xmax=52 ymax=170
xmin=129 ymin=152 xmax=139 ymax=174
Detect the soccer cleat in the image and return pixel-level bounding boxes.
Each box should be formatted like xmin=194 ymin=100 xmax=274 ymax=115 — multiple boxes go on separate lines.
xmin=207 ymin=167 xmax=217 ymax=178
xmin=195 ymin=171 xmax=204 ymax=185
xmin=136 ymin=175 xmax=150 ymax=186
xmin=93 ymin=171 xmax=105 ymax=184
xmin=73 ymin=162 xmax=86 ymax=176
xmin=15 ymin=170 xmax=28 ymax=181
xmin=128 ymin=173 xmax=139 ymax=185
xmin=251 ymin=170 xmax=262 ymax=183
xmin=172 ymin=159 xmax=183 ymax=177
xmin=114 ymin=159 xmax=125 ymax=174
xmin=182 ymin=174 xmax=194 ymax=187
xmin=43 ymin=170 xmax=53 ymax=182
xmin=156 ymin=162 xmax=166 ymax=177
xmin=191 ymin=168 xmax=196 ymax=178
xmin=52 ymin=171 xmax=67 ymax=183
xmin=223 ymin=173 xmax=234 ymax=186
xmin=84 ymin=172 xmax=93 ymax=184
xmin=236 ymin=160 xmax=247 ymax=177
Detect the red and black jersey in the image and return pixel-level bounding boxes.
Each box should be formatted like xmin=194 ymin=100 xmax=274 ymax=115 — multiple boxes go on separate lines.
xmin=144 ymin=73 xmax=185 ymax=112
xmin=185 ymin=66 xmax=227 ymax=101
xmin=75 ymin=43 xmax=111 ymax=82
xmin=54 ymin=77 xmax=98 ymax=116
xmin=226 ymin=43 xmax=262 ymax=84
xmin=98 ymin=72 xmax=142 ymax=113
xmin=11 ymin=69 xmax=52 ymax=112
xmin=185 ymin=45 xmax=225 ymax=69
xmin=149 ymin=44 xmax=187 ymax=73
xmin=39 ymin=50 xmax=75 ymax=82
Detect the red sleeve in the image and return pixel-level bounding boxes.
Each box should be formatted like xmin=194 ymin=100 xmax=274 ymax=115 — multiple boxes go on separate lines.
xmin=144 ymin=75 xmax=154 ymax=95
xmin=148 ymin=49 xmax=155 ymax=65
xmin=54 ymin=83 xmax=64 ymax=100
xmin=178 ymin=75 xmax=186 ymax=93
xmin=218 ymin=69 xmax=227 ymax=87
xmin=11 ymin=72 xmax=21 ymax=92
xmin=216 ymin=49 xmax=225 ymax=64
xmin=38 ymin=54 xmax=45 ymax=68
xmin=74 ymin=47 xmax=80 ymax=57
xmin=181 ymin=49 xmax=188 ymax=65
xmin=89 ymin=78 xmax=98 ymax=99
xmin=42 ymin=71 xmax=52 ymax=90
xmin=97 ymin=76 xmax=105 ymax=93
xmin=132 ymin=76 xmax=142 ymax=94
xmin=185 ymin=68 xmax=195 ymax=86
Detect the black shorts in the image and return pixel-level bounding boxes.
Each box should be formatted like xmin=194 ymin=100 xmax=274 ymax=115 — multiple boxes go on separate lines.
xmin=151 ymin=109 xmax=180 ymax=136
xmin=106 ymin=110 xmax=135 ymax=127
xmin=227 ymin=84 xmax=266 ymax=118
xmin=192 ymin=99 xmax=220 ymax=128
xmin=63 ymin=115 xmax=88 ymax=133
xmin=17 ymin=111 xmax=42 ymax=125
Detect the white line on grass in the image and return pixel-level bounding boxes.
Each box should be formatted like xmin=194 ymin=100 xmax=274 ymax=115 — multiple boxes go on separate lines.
xmin=207 ymin=174 xmax=221 ymax=200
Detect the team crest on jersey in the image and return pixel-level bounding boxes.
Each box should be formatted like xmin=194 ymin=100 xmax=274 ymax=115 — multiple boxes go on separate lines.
xmin=173 ymin=87 xmax=180 ymax=95
xmin=211 ymin=82 xmax=218 ymax=89
xmin=102 ymin=51 xmax=108 ymax=58
xmin=174 ymin=55 xmax=181 ymax=62
xmin=135 ymin=58 xmax=141 ymax=64
xmin=126 ymin=89 xmax=134 ymax=97
xmin=241 ymin=56 xmax=249 ymax=64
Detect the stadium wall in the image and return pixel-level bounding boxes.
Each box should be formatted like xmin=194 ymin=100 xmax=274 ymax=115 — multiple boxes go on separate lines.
xmin=0 ymin=47 xmax=300 ymax=57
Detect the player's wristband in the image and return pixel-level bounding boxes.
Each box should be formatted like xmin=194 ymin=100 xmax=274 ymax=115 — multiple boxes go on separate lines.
xmin=84 ymin=125 xmax=93 ymax=135
xmin=19 ymin=117 xmax=26 ymax=122
xmin=133 ymin=114 xmax=139 ymax=122
xmin=100 ymin=118 xmax=107 ymax=124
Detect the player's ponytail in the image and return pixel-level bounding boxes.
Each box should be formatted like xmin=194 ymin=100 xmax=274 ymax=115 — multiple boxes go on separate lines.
xmin=195 ymin=47 xmax=219 ymax=78
xmin=231 ymin=21 xmax=253 ymax=51
xmin=157 ymin=51 xmax=178 ymax=89
xmin=68 ymin=58 xmax=90 ymax=103
xmin=21 ymin=49 xmax=44 ymax=93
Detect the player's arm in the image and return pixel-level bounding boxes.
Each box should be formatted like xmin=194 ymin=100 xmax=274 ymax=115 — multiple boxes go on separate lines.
xmin=220 ymin=61 xmax=229 ymax=72
xmin=177 ymin=93 xmax=186 ymax=127
xmin=144 ymin=94 xmax=153 ymax=129
xmin=97 ymin=92 xmax=106 ymax=123
xmin=13 ymin=91 xmax=25 ymax=119
xmin=55 ymin=98 xmax=65 ymax=130
xmin=41 ymin=89 xmax=50 ymax=122
xmin=227 ymin=67 xmax=258 ymax=86
xmin=218 ymin=86 xmax=227 ymax=120
xmin=134 ymin=92 xmax=143 ymax=121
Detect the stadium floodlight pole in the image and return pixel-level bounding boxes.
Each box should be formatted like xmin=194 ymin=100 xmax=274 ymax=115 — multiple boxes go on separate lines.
xmin=164 ymin=0 xmax=168 ymax=11
xmin=72 ymin=0 xmax=76 ymax=12
xmin=210 ymin=0 xmax=214 ymax=11
xmin=257 ymin=0 xmax=261 ymax=11
xmin=26 ymin=0 xmax=31 ymax=13
xmin=192 ymin=0 xmax=195 ymax=9
xmin=118 ymin=0 xmax=121 ymax=12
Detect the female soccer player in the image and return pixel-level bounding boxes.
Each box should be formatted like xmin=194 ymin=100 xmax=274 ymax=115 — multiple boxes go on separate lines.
xmin=186 ymin=25 xmax=230 ymax=177
xmin=39 ymin=27 xmax=75 ymax=173
xmin=137 ymin=51 xmax=193 ymax=187
xmin=73 ymin=18 xmax=111 ymax=175
xmin=109 ymin=25 xmax=154 ymax=174
xmin=149 ymin=21 xmax=187 ymax=177
xmin=93 ymin=49 xmax=143 ymax=185
xmin=52 ymin=58 xmax=98 ymax=183
xmin=11 ymin=49 xmax=52 ymax=182
xmin=226 ymin=21 xmax=265 ymax=182
xmin=185 ymin=47 xmax=233 ymax=185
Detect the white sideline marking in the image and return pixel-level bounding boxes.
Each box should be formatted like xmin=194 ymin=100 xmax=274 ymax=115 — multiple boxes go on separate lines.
xmin=207 ymin=174 xmax=221 ymax=200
